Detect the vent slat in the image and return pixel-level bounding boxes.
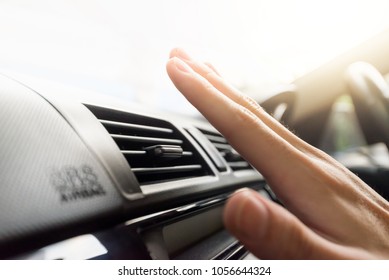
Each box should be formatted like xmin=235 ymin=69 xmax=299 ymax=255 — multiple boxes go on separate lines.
xmin=100 ymin=119 xmax=173 ymax=133
xmin=226 ymin=161 xmax=250 ymax=168
xmin=85 ymin=105 xmax=212 ymax=185
xmin=203 ymin=134 xmax=228 ymax=144
xmin=132 ymin=165 xmax=202 ymax=174
xmin=122 ymin=150 xmax=147 ymax=155
xmin=111 ymin=134 xmax=183 ymax=145
xmin=122 ymin=150 xmax=193 ymax=156
xmin=213 ymin=142 xmax=233 ymax=150
xmin=198 ymin=128 xmax=253 ymax=171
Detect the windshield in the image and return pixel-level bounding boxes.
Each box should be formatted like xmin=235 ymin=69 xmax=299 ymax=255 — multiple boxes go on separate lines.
xmin=1 ymin=0 xmax=389 ymax=115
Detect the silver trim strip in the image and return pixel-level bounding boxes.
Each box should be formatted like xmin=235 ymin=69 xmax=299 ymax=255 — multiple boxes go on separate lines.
xmin=122 ymin=150 xmax=147 ymax=155
xmin=203 ymin=134 xmax=228 ymax=143
xmin=111 ymin=134 xmax=183 ymax=144
xmin=132 ymin=165 xmax=202 ymax=174
xmin=100 ymin=119 xmax=173 ymax=133
xmin=213 ymin=142 xmax=233 ymax=150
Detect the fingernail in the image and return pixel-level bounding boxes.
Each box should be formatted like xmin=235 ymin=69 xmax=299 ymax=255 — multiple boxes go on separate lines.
xmin=233 ymin=188 xmax=251 ymax=195
xmin=175 ymin=48 xmax=192 ymax=61
xmin=229 ymin=187 xmax=251 ymax=198
xmin=173 ymin=57 xmax=192 ymax=73
xmin=228 ymin=190 xmax=267 ymax=240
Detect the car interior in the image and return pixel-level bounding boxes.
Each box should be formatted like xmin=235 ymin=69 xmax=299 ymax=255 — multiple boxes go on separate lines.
xmin=1 ymin=2 xmax=389 ymax=260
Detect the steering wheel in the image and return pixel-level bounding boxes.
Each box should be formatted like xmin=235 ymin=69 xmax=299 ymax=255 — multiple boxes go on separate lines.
xmin=345 ymin=62 xmax=389 ymax=149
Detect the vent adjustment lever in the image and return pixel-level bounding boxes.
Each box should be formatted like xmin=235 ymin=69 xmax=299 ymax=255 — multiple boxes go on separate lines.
xmin=145 ymin=145 xmax=183 ymax=159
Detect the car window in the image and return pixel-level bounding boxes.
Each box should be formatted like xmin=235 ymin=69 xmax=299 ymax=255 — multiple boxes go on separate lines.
xmin=0 ymin=0 xmax=389 ymax=115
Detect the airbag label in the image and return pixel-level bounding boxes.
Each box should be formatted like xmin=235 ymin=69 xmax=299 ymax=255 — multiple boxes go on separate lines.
xmin=50 ymin=165 xmax=106 ymax=202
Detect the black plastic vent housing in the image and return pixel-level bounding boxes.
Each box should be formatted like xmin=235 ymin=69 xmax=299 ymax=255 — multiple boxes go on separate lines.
xmin=198 ymin=129 xmax=253 ymax=171
xmin=86 ymin=105 xmax=213 ymax=185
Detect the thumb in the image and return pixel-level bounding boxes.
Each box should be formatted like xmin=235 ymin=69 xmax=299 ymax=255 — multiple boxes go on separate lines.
xmin=223 ymin=188 xmax=335 ymax=259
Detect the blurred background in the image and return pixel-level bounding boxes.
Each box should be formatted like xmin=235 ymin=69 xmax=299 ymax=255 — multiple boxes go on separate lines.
xmin=1 ymin=0 xmax=389 ymax=114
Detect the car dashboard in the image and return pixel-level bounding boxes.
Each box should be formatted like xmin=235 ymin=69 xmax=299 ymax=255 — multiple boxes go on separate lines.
xmin=0 ymin=73 xmax=271 ymax=260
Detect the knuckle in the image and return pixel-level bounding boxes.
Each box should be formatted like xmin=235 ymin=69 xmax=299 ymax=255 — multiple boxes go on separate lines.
xmin=202 ymin=79 xmax=216 ymax=93
xmin=242 ymin=95 xmax=264 ymax=114
xmin=235 ymin=105 xmax=258 ymax=125
xmin=204 ymin=67 xmax=218 ymax=82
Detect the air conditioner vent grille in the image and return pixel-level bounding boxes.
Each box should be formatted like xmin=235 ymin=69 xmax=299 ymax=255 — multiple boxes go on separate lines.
xmin=199 ymin=129 xmax=253 ymax=171
xmin=86 ymin=105 xmax=212 ymax=185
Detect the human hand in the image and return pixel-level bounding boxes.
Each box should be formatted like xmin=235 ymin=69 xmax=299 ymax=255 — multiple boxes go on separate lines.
xmin=166 ymin=48 xmax=389 ymax=259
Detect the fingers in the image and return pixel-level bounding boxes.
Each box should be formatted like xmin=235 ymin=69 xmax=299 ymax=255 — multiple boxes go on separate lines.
xmin=223 ymin=189 xmax=361 ymax=259
xmin=166 ymin=49 xmax=377 ymax=205
xmin=168 ymin=48 xmax=336 ymax=193
xmin=169 ymin=49 xmax=362 ymax=198
xmin=166 ymin=48 xmax=389 ymax=259
xmin=166 ymin=55 xmax=304 ymax=188
xmin=169 ymin=48 xmax=313 ymax=157
xmin=204 ymin=62 xmax=221 ymax=76
xmin=166 ymin=51 xmax=328 ymax=211
xmin=224 ymin=189 xmax=321 ymax=259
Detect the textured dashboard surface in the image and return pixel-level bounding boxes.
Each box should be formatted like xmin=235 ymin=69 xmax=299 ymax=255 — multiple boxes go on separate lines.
xmin=0 ymin=73 xmax=266 ymax=259
xmin=0 ymin=74 xmax=123 ymax=244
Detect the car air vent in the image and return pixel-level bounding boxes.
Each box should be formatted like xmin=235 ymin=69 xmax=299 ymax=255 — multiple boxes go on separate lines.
xmin=85 ymin=105 xmax=212 ymax=185
xmin=198 ymin=129 xmax=253 ymax=171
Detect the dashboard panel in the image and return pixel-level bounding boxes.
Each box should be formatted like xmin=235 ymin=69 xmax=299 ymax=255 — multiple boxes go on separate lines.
xmin=0 ymin=73 xmax=269 ymax=259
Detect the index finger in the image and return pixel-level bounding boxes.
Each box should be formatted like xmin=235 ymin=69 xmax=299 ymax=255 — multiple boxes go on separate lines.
xmin=166 ymin=56 xmax=307 ymax=192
